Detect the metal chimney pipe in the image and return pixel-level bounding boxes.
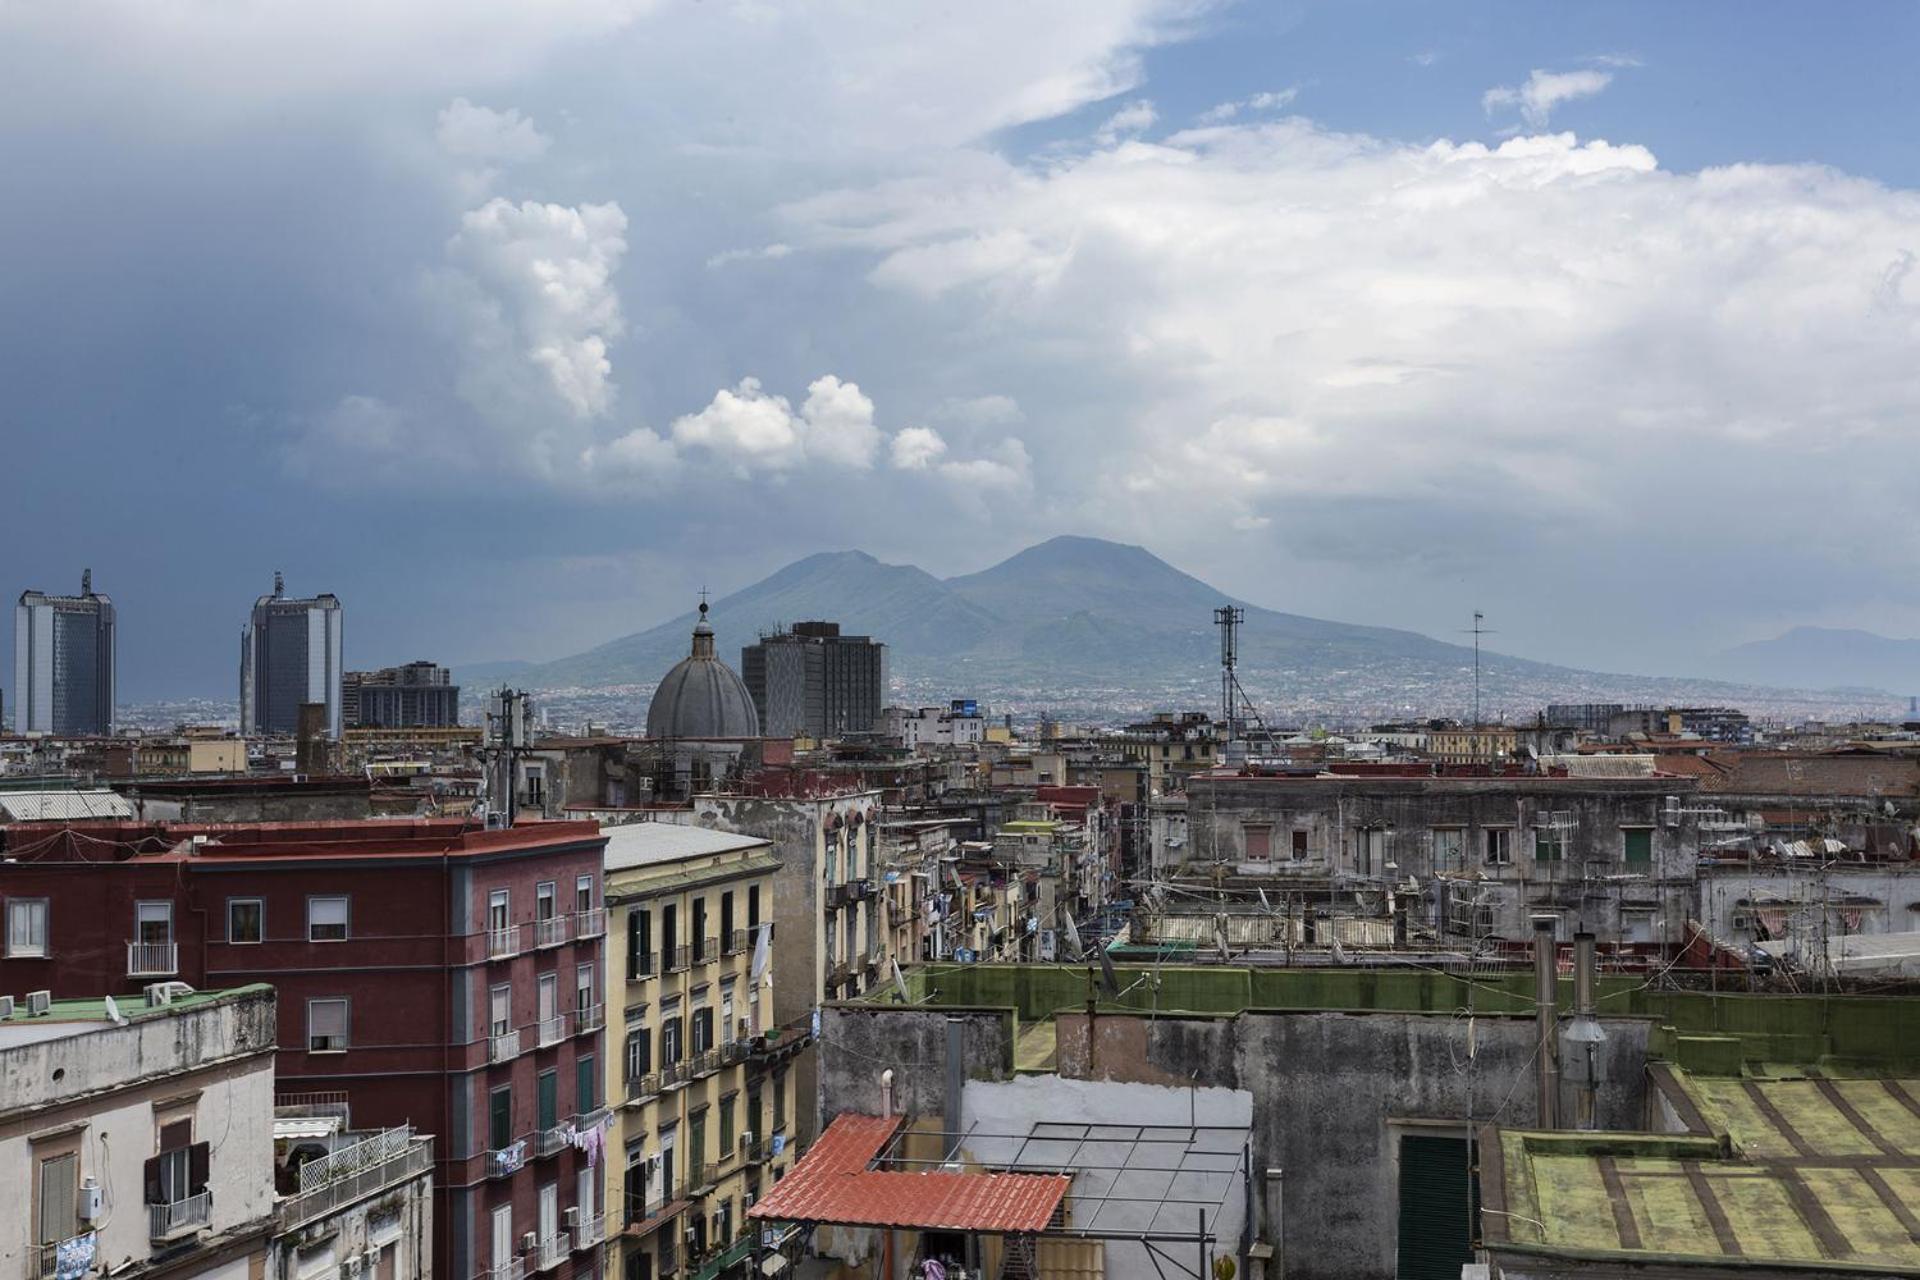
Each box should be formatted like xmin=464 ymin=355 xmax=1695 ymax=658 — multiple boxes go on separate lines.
xmin=1532 ymin=915 xmax=1560 ymax=1129
xmin=1572 ymin=930 xmax=1599 ymax=1130
xmin=1574 ymin=931 xmax=1596 ymax=1022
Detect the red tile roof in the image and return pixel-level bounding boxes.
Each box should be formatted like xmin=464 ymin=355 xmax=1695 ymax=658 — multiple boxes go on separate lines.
xmin=749 ymin=1113 xmax=1069 ymax=1234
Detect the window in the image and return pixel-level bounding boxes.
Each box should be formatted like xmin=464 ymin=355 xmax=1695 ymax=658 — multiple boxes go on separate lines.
xmin=720 ymin=891 xmax=735 ymax=948
xmin=6 ymin=898 xmax=48 ymax=957
xmin=227 ymin=898 xmax=263 ymax=944
xmin=625 ymin=1028 xmax=652 ymax=1083
xmin=307 ymin=998 xmax=349 ymax=1052
xmin=1484 ymin=829 xmax=1512 ymax=866
xmin=1357 ymin=829 xmax=1386 ymax=875
xmin=719 ymin=1093 xmax=736 ymax=1152
xmin=747 ymin=1084 xmax=763 ymax=1139
xmin=772 ymin=1069 xmax=787 ymax=1129
xmin=1623 ymin=828 xmax=1653 ymax=865
xmin=137 ymin=900 xmax=173 ymax=943
xmin=576 ymin=963 xmax=596 ymax=1013
xmin=526 ymin=768 xmax=546 ymax=806
xmin=692 ymin=897 xmax=708 ymax=962
xmin=37 ymin=1151 xmax=78 ymax=1247
xmin=489 ymin=1087 xmax=514 ymax=1150
xmin=536 ymin=882 xmax=556 ymax=920
xmin=629 ymin=907 xmax=652 ymax=979
xmin=490 ymin=889 xmax=510 ymax=932
xmin=689 ymin=1112 xmax=707 ymax=1182
xmin=538 ymin=1070 xmax=559 ymax=1131
xmin=1433 ymin=829 xmax=1464 ymax=869
xmin=693 ymin=1005 xmax=714 ymax=1054
xmin=491 ymin=1203 xmax=515 ymax=1269
xmin=576 ymin=875 xmax=594 ymax=914
xmin=1534 ymin=830 xmax=1563 ymax=863
xmin=577 ymin=1054 xmax=598 ymax=1112
xmin=145 ymin=1118 xmax=208 ymax=1211
xmin=308 ymin=896 xmax=348 ymax=941
xmin=662 ymin=903 xmax=678 ymax=970
xmin=1243 ymin=825 xmax=1272 ymax=862
xmin=661 ymin=1009 xmax=683 ymax=1065
xmin=1292 ymin=830 xmax=1309 ymax=861
xmin=490 ymin=985 xmax=512 ymax=1036
xmin=537 ymin=973 xmax=559 ymax=1027
xmin=748 ymin=886 xmax=761 ymax=930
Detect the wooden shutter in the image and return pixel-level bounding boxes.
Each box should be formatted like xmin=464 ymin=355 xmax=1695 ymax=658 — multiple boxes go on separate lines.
xmin=188 ymin=1142 xmax=210 ymax=1195
xmin=161 ymin=1119 xmax=192 ymax=1150
xmin=143 ymin=1155 xmax=164 ymax=1207
xmin=1243 ymin=825 xmax=1271 ymax=861
xmin=1395 ymin=1135 xmax=1476 ymax=1280
xmin=39 ymin=1153 xmax=77 ymax=1244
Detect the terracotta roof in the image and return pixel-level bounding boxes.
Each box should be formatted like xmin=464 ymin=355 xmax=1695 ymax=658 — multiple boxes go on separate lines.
xmin=748 ymin=1113 xmax=1069 ymax=1233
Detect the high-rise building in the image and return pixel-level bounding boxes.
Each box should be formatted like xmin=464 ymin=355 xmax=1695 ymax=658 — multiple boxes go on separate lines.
xmin=344 ymin=660 xmax=460 ymax=728
xmin=14 ymin=569 xmax=116 ymax=735
xmin=740 ymin=621 xmax=887 ymax=738
xmin=239 ymin=572 xmax=343 ymax=738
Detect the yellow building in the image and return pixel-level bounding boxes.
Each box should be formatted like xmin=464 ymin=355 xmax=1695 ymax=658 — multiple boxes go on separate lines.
xmin=1428 ymin=725 xmax=1519 ymax=766
xmin=603 ymin=824 xmax=804 ymax=1280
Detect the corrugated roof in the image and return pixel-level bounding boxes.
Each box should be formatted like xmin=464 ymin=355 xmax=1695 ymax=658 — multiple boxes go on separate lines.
xmin=0 ymin=789 xmax=136 ymax=821
xmin=602 ymin=822 xmax=770 ymax=871
xmin=749 ymin=1113 xmax=1069 ymax=1233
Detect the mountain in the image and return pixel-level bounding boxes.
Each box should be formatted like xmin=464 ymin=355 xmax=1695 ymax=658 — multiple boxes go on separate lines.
xmin=470 ymin=535 xmax=1572 ymax=702
xmin=1716 ymin=627 xmax=1919 ymax=695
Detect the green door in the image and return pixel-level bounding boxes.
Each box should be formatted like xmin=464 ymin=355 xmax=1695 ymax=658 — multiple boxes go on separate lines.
xmin=1396 ymin=1134 xmax=1476 ymax=1280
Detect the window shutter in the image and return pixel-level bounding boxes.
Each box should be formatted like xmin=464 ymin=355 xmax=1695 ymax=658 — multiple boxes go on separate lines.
xmin=39 ymin=1153 xmax=77 ymax=1243
xmin=144 ymin=1155 xmax=164 ymax=1206
xmin=161 ymin=1119 xmax=192 ymax=1151
xmin=188 ymin=1141 xmax=210 ymax=1194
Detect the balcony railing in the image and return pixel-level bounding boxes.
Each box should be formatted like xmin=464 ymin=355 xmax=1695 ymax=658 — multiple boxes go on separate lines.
xmin=574 ymin=1212 xmax=606 ymax=1249
xmin=724 ymin=928 xmax=748 ymax=954
xmin=128 ymin=940 xmax=178 ymax=977
xmin=661 ymin=1059 xmax=689 ymax=1090
xmin=488 ymin=924 xmax=521 ymax=960
xmin=663 ymin=944 xmax=692 ymax=972
xmin=537 ymin=1013 xmax=570 ymax=1047
xmin=575 ymin=1002 xmax=605 ymax=1035
xmin=685 ymin=1160 xmax=709 ymax=1193
xmin=490 ymin=1028 xmax=523 ymax=1064
xmin=719 ymin=1038 xmax=750 ymax=1066
xmin=36 ymin=1234 xmax=92 ymax=1279
xmin=537 ymin=1124 xmax=571 ymax=1158
xmin=688 ymin=1048 xmax=721 ymax=1079
xmin=487 ymin=1140 xmax=527 ymax=1179
xmin=479 ymin=1261 xmax=525 ymax=1280
xmin=149 ymin=1189 xmax=211 ymax=1239
xmin=575 ymin=907 xmax=607 ymax=939
xmin=627 ymin=1072 xmax=661 ymax=1102
xmin=534 ymin=914 xmax=570 ymax=949
xmin=628 ymin=952 xmax=656 ymax=981
xmin=279 ymin=1135 xmax=434 ymax=1230
xmin=691 ymin=936 xmax=718 ymax=964
xmin=745 ymin=1138 xmax=771 ymax=1165
xmin=535 ymin=1233 xmax=571 ymax=1272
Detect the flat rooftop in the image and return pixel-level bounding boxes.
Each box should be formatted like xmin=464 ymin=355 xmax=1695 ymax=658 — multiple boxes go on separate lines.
xmin=2 ymin=817 xmax=603 ymax=862
xmin=0 ymin=983 xmax=275 ymax=1045
xmin=1489 ymin=1069 xmax=1920 ymax=1272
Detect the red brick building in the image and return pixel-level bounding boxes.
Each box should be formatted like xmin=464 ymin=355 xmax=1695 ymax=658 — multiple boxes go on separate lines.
xmin=0 ymin=817 xmax=611 ymax=1280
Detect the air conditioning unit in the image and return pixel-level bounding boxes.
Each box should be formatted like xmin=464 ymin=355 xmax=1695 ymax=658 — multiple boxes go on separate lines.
xmin=79 ymin=1178 xmax=103 ymax=1222
xmin=565 ymin=1207 xmax=581 ymax=1231
xmin=0 ymin=995 xmax=14 ymax=1019
xmin=520 ymin=1233 xmax=537 ymax=1254
xmin=146 ymin=983 xmax=173 ymax=1007
xmin=1731 ymin=912 xmax=1753 ymax=931
xmin=344 ymin=1258 xmax=363 ymax=1278
xmin=26 ymin=990 xmax=51 ymax=1016
xmin=743 ymin=1193 xmax=755 ymax=1210
xmin=739 ymin=1132 xmax=752 ymax=1151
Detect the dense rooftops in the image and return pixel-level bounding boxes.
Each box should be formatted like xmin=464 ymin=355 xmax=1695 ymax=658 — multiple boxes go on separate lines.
xmin=2 ymin=815 xmax=603 ymax=862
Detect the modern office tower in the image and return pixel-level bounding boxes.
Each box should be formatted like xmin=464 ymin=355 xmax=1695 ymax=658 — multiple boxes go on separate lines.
xmin=343 ymin=660 xmax=460 ymax=728
xmin=239 ymin=572 xmax=343 ymax=738
xmin=14 ymin=569 xmax=116 ymax=735
xmin=740 ymin=621 xmax=887 ymax=739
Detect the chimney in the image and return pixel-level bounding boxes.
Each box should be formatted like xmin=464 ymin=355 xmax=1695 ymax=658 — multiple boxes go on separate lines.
xmin=1564 ymin=930 xmax=1608 ymax=1130
xmin=1533 ymin=915 xmax=1560 ymax=1129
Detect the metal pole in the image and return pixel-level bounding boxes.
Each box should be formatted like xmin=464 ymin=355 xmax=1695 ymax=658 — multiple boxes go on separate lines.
xmin=1574 ymin=931 xmax=1596 ymax=1130
xmin=1533 ymin=915 xmax=1559 ymax=1129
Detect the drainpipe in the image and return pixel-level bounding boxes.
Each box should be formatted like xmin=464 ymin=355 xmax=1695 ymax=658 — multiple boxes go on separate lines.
xmin=1532 ymin=914 xmax=1559 ymax=1129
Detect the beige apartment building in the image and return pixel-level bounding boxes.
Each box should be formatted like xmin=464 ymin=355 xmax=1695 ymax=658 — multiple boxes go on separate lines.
xmin=603 ymin=825 xmax=803 ymax=1280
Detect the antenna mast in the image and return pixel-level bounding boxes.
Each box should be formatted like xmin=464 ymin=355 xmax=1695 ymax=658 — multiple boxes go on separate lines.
xmin=1215 ymin=606 xmax=1243 ymax=741
xmin=1464 ymin=611 xmax=1495 ymax=725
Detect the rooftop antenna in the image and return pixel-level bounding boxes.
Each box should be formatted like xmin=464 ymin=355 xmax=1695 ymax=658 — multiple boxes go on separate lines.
xmin=1214 ymin=606 xmax=1244 ymax=741
xmin=273 ymin=570 xmax=285 ymax=599
xmin=1461 ymin=611 xmax=1496 ymax=725
xmin=81 ymin=568 xmax=92 ymax=596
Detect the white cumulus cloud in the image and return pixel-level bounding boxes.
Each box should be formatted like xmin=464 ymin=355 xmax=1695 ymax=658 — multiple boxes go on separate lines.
xmin=1095 ymin=98 xmax=1157 ymax=144
xmin=667 ymin=373 xmax=880 ymax=473
xmin=437 ymin=98 xmax=550 ymax=163
xmin=890 ymin=425 xmax=948 ymax=470
xmin=1483 ymin=68 xmax=1613 ymax=128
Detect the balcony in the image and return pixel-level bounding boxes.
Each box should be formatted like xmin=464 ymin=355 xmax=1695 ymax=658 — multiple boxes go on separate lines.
xmin=479 ymin=1262 xmax=525 ymax=1280
xmin=490 ymin=1028 xmax=523 ymax=1064
xmin=691 ymin=937 xmax=718 ymax=965
xmin=745 ymin=1138 xmax=771 ymax=1165
xmin=128 ymin=940 xmax=178 ymax=977
xmin=487 ymin=1140 xmax=528 ymax=1179
xmin=663 ymin=944 xmax=692 ymax=973
xmin=719 ymin=1038 xmax=750 ymax=1066
xmin=535 ymin=1233 xmax=571 ymax=1272
xmin=575 ymin=1002 xmax=605 ymax=1035
xmin=149 ymin=1189 xmax=211 ymax=1240
xmin=724 ymin=928 xmax=748 ymax=954
xmin=537 ymin=1013 xmax=570 ymax=1047
xmin=685 ymin=1161 xmax=710 ymax=1194
xmin=750 ymin=1018 xmax=812 ymax=1063
xmin=660 ymin=1059 xmax=689 ymax=1090
xmin=488 ymin=924 xmax=521 ymax=960
xmin=278 ymin=1132 xmax=433 ymax=1231
xmin=688 ymin=1048 xmax=721 ymax=1080
xmin=573 ymin=1212 xmax=606 ymax=1250
xmin=689 ymin=1234 xmax=756 ymax=1280
xmin=628 ymin=952 xmax=657 ymax=981
xmin=537 ymin=1124 xmax=571 ymax=1158
xmin=626 ymin=1072 xmax=661 ymax=1103
xmin=575 ymin=906 xmax=607 ymax=939
xmin=534 ymin=914 xmax=570 ymax=950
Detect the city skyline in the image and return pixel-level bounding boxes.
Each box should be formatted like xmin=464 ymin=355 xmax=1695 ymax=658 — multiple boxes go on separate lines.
xmin=4 ymin=2 xmax=1920 ymax=701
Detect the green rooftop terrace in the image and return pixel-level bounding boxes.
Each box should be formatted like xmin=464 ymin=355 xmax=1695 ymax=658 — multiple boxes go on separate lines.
xmin=878 ymin=963 xmax=1920 ymax=1075
xmin=0 ymin=983 xmax=274 ymax=1028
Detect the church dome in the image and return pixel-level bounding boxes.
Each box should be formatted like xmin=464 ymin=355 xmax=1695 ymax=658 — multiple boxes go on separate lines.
xmin=646 ymin=602 xmax=761 ymax=739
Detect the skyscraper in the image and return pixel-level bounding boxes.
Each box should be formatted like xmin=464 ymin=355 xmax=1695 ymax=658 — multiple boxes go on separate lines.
xmin=343 ymin=660 xmax=460 ymax=727
xmin=13 ymin=569 xmax=116 ymax=735
xmin=740 ymin=620 xmax=887 ymax=738
xmin=239 ymin=572 xmax=343 ymax=738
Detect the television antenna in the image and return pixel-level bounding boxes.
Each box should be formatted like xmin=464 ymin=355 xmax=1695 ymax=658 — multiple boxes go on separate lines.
xmin=1460 ymin=611 xmax=1496 ymax=726
xmin=1213 ymin=605 xmax=1280 ymax=755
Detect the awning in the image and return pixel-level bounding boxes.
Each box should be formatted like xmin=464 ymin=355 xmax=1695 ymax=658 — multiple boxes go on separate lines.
xmin=749 ymin=1114 xmax=1068 ymax=1234
xmin=274 ymin=1116 xmax=342 ymax=1141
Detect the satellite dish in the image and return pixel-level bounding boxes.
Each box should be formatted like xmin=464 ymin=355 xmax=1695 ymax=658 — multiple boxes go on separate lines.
xmin=1064 ymin=911 xmax=1085 ymax=961
xmin=891 ymin=958 xmax=911 ymax=1005
xmin=1096 ymin=938 xmax=1120 ymax=997
xmin=104 ymin=995 xmax=126 ymax=1026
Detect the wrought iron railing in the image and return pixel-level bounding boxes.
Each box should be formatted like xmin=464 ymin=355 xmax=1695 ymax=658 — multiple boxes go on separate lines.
xmin=128 ymin=940 xmax=178 ymax=976
xmin=148 ymin=1189 xmax=210 ymax=1239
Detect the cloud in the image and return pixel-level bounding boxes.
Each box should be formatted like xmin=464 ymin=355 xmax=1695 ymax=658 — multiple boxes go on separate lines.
xmin=936 ymin=436 xmax=1031 ymax=491
xmin=705 ymin=243 xmax=795 ymax=269
xmin=1483 ymin=69 xmax=1613 ymax=128
xmin=890 ymin=425 xmax=948 ymax=470
xmin=581 ymin=426 xmax=680 ymax=483
xmin=667 ymin=373 xmax=880 ymax=472
xmin=437 ymin=98 xmax=550 ymax=163
xmin=1095 ymin=98 xmax=1157 ymax=144
xmin=445 ymin=198 xmax=629 ymax=425
xmin=1197 ymin=87 xmax=1298 ymax=124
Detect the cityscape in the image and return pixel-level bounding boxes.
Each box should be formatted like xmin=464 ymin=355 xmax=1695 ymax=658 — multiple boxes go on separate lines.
xmin=5 ymin=7 xmax=1920 ymax=1280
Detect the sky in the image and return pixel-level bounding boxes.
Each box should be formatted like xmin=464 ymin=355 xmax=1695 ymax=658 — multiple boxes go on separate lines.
xmin=4 ymin=1 xmax=1918 ymax=700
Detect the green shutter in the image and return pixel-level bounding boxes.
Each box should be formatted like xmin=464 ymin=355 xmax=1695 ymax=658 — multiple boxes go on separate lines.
xmin=578 ymin=1055 xmax=597 ymax=1110
xmin=1624 ymin=829 xmax=1652 ymax=864
xmin=538 ymin=1071 xmax=557 ymax=1130
xmin=1396 ymin=1135 xmax=1476 ymax=1280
